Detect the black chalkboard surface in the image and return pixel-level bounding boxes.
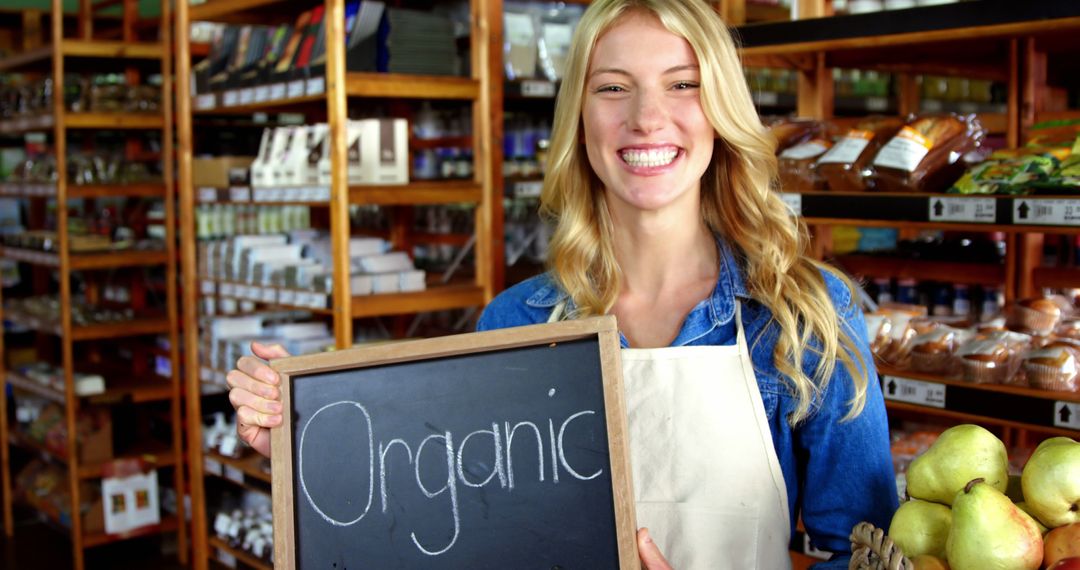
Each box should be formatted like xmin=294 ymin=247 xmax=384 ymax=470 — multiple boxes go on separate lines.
xmin=270 ymin=316 xmax=637 ymax=570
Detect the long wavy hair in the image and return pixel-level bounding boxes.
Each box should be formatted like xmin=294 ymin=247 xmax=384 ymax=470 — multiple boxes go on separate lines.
xmin=540 ymin=0 xmax=868 ymax=424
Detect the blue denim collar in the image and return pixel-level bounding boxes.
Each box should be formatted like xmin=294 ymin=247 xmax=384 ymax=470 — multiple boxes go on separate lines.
xmin=525 ymin=237 xmax=751 ymax=343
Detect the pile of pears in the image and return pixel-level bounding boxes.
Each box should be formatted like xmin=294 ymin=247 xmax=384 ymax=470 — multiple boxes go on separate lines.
xmin=889 ymin=425 xmax=1080 ymax=570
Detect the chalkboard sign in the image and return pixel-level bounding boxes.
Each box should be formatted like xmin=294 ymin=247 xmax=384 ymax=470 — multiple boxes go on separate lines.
xmin=270 ymin=316 xmax=637 ymax=569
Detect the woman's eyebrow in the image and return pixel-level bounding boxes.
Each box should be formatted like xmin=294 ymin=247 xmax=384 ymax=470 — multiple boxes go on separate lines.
xmin=588 ymin=64 xmax=699 ymax=79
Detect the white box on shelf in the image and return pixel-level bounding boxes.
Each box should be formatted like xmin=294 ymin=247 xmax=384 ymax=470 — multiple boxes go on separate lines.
xmin=371 ymin=273 xmax=401 ymax=294
xmin=250 ymin=128 xmax=276 ymax=188
xmin=399 ymin=269 xmax=427 ymax=292
xmin=305 ymin=124 xmax=329 ymax=187
xmin=356 ymin=251 xmax=414 ymax=273
xmin=358 ymin=118 xmax=409 ymax=185
xmin=278 ymin=125 xmax=310 ymax=187
xmin=350 ymin=274 xmax=374 ymax=296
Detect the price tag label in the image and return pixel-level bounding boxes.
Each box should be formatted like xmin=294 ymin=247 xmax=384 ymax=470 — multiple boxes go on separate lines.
xmin=200 ymin=367 xmax=213 ymax=382
xmin=215 ymin=371 xmax=228 ymax=385
xmin=755 ymin=91 xmax=779 ymax=106
xmin=866 ymin=97 xmax=889 ymax=112
xmin=239 ymin=88 xmax=255 ymax=105
xmin=270 ymin=83 xmax=287 ymax=100
xmin=228 ymin=186 xmax=251 ymax=202
xmin=254 ymin=85 xmax=271 ymax=103
xmin=223 ymin=90 xmax=240 ymax=107
xmin=216 ymin=548 xmax=237 ymax=568
xmin=1054 ymin=401 xmax=1080 ymax=430
xmin=520 ymin=80 xmax=556 ymax=98
xmin=1013 ymin=199 xmax=1080 ymax=226
xmin=201 ymin=280 xmax=216 ymax=295
xmin=224 ymin=465 xmax=245 ymax=484
xmin=252 ymin=187 xmax=272 ymax=202
xmin=313 ymin=186 xmax=331 ymax=201
xmin=197 ymin=187 xmax=219 ymax=202
xmin=287 ymin=80 xmax=305 ymax=99
xmin=279 ymin=290 xmax=297 ymax=305
xmin=779 ymin=192 xmax=802 ymax=216
xmin=262 ymin=288 xmax=277 ymax=303
xmin=220 ymin=282 xmax=235 ymax=297
xmin=928 ymin=197 xmax=996 ymax=223
xmin=195 ymin=93 xmax=216 ymax=110
xmin=514 ymin=180 xmax=543 ymax=199
xmin=282 ymin=187 xmax=302 ymax=202
xmin=882 ymin=375 xmax=946 ymax=408
xmin=306 ymin=76 xmax=326 ymax=96
xmin=204 ymin=457 xmax=223 ymax=476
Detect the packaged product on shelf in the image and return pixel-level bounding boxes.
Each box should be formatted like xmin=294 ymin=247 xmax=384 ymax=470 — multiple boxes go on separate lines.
xmin=504 ymin=6 xmax=538 ymax=80
xmin=909 ymin=326 xmax=967 ymax=374
xmin=1021 ymin=343 xmax=1079 ymax=392
xmin=537 ymin=5 xmax=583 ymax=82
xmin=767 ymin=117 xmax=823 ymax=153
xmin=778 ymin=135 xmax=832 ymax=192
xmin=1010 ymin=296 xmax=1063 ymax=337
xmin=816 ymin=116 xmax=905 ymax=192
xmin=192 ymin=156 xmax=255 ymax=189
xmin=949 ymin=147 xmax=1065 ymax=195
xmin=868 ymin=303 xmax=927 ymax=366
xmin=870 ymin=113 xmax=986 ymax=193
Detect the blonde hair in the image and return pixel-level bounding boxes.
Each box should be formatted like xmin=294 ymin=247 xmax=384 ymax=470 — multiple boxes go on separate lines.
xmin=540 ymin=0 xmax=868 ymax=425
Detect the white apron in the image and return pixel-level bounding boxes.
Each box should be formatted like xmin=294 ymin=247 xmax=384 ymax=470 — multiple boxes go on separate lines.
xmin=551 ymin=302 xmax=791 ymax=569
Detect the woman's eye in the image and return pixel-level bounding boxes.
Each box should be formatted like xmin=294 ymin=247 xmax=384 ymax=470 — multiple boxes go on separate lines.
xmin=672 ymin=81 xmax=699 ymax=90
xmin=596 ymin=85 xmax=626 ymax=93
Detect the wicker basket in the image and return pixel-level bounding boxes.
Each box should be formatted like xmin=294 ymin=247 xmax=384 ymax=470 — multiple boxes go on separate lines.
xmin=848 ymin=522 xmax=913 ymax=570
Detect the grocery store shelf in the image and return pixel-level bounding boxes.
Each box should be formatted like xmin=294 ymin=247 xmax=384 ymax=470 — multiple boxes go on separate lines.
xmin=3 ymin=311 xmax=171 ymax=341
xmin=8 ymin=430 xmax=66 ymax=464
xmin=834 ymin=254 xmax=1005 ymax=286
xmin=0 ymin=41 xmax=162 ymax=74
xmin=78 ymin=442 xmax=177 ymax=479
xmin=784 ymin=191 xmax=1080 ymax=234
xmin=0 ymin=182 xmax=166 ymax=199
xmin=350 ymin=180 xmax=483 ymax=205
xmin=351 ymin=283 xmax=485 ymax=318
xmin=0 ymin=114 xmax=55 ymax=133
xmin=190 ymin=0 xmax=292 ymax=23
xmin=878 ymin=366 xmax=1080 ymax=436
xmin=0 ymin=247 xmax=168 ymax=270
xmin=345 ymin=72 xmax=479 ymax=100
xmin=206 ymin=451 xmax=271 ymax=485
xmin=6 ymin=371 xmax=65 ymax=403
xmin=65 ymin=112 xmax=165 ymax=129
xmin=209 ymin=536 xmax=272 ymax=570
xmin=83 ymin=516 xmax=179 ymax=548
xmin=1032 ymin=267 xmax=1080 ymax=290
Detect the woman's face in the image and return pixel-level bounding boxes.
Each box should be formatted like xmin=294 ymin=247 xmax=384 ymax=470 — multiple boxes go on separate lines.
xmin=582 ymin=12 xmax=715 ymax=215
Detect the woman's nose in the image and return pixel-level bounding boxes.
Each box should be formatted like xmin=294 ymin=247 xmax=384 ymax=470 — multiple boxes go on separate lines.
xmin=627 ymin=90 xmax=666 ymax=134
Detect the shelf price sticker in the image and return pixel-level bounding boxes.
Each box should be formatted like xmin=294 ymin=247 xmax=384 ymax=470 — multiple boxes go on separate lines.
xmin=306 ymin=76 xmax=326 ymax=96
xmin=520 ymin=80 xmax=556 ymax=98
xmin=223 ymin=90 xmax=240 ymax=107
xmin=239 ymin=88 xmax=255 ymax=105
xmin=514 ymin=180 xmax=543 ymax=199
xmin=1054 ymin=401 xmax=1080 ymax=430
xmin=287 ymin=80 xmax=305 ymax=99
xmin=1013 ymin=199 xmax=1080 ymax=226
xmin=928 ymin=197 xmax=996 ymax=223
xmin=865 ymin=97 xmax=889 ymax=112
xmin=270 ymin=83 xmax=287 ymax=101
xmin=779 ymin=192 xmax=802 ymax=216
xmin=254 ymin=85 xmax=270 ymax=103
xmin=194 ymin=93 xmax=216 ymax=110
xmin=882 ymin=375 xmax=946 ymax=408
xmin=216 ymin=548 xmax=237 ymax=569
xmin=224 ymin=465 xmax=245 ymax=485
xmin=229 ymin=186 xmax=251 ymax=202
xmin=197 ymin=187 xmax=219 ymax=203
xmin=754 ymin=91 xmax=779 ymax=106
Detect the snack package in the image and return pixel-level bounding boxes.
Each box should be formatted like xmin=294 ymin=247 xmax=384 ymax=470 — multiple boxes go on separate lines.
xmin=778 ymin=136 xmax=832 ymax=193
xmin=816 ymin=116 xmax=904 ymax=192
xmin=959 ymin=330 xmax=1031 ymax=385
xmin=870 ymin=113 xmax=986 ymax=193
xmin=768 ymin=118 xmax=824 ymax=154
xmin=949 ymin=147 xmax=1066 ymax=196
xmin=1022 ymin=343 xmax=1080 ymax=392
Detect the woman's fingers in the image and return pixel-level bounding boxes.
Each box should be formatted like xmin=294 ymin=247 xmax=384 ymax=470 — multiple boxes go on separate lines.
xmin=237 ymin=419 xmax=272 ymax=458
xmin=638 ymin=528 xmax=673 ymax=570
xmin=229 ymin=386 xmax=282 ymax=419
xmin=226 ymin=369 xmax=279 ymax=401
xmin=236 ymin=355 xmax=279 ymax=387
xmin=252 ymin=341 xmax=291 ymax=361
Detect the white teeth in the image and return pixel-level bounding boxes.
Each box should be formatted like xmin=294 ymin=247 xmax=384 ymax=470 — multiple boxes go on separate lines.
xmin=620 ymin=148 xmax=678 ymax=168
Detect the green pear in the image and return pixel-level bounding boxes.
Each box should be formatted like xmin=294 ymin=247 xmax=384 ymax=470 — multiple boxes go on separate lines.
xmin=907 ymin=424 xmax=1008 ymax=505
xmin=889 ymin=499 xmax=952 ymax=559
xmin=946 ymin=479 xmax=1043 ymax=570
xmin=1021 ymin=437 xmax=1080 ymax=528
xmin=1015 ymin=501 xmax=1051 ymax=535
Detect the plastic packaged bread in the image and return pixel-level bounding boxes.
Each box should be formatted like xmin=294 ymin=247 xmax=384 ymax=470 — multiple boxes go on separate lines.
xmin=768 ymin=118 xmax=823 ymax=154
xmin=870 ymin=113 xmax=985 ymax=193
xmin=778 ymin=135 xmax=832 ymax=193
xmin=815 ymin=116 xmax=904 ymax=192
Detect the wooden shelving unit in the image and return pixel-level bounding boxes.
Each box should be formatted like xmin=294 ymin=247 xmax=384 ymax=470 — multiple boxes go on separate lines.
xmin=176 ymin=0 xmax=500 ymax=567
xmin=0 ymin=3 xmax=186 ymax=570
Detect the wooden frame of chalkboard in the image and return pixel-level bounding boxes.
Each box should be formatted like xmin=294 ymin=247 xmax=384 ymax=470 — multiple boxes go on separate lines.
xmin=269 ymin=316 xmax=638 ymax=569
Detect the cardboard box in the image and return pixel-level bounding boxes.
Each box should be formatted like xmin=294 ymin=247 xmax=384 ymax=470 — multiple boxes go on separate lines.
xmin=192 ymin=156 xmax=256 ymax=189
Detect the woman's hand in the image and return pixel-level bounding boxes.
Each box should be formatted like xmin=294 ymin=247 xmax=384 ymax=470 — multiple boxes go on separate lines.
xmin=638 ymin=528 xmax=673 ymax=570
xmin=226 ymin=341 xmax=291 ymax=458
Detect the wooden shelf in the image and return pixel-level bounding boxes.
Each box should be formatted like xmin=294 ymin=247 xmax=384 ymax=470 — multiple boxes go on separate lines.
xmin=6 ymin=371 xmax=65 ymax=403
xmin=0 ymin=41 xmax=163 ymax=73
xmin=834 ymin=254 xmax=1005 ymax=286
xmin=0 ymin=247 xmax=168 ymax=270
xmin=746 ymin=2 xmax=791 ymax=23
xmin=351 ymin=283 xmax=485 ymax=318
xmin=0 ymin=182 xmax=166 ymax=199
xmin=4 ymin=311 xmax=171 ymax=341
xmin=205 ymin=451 xmax=271 ymax=484
xmin=78 ymin=442 xmax=177 ymax=479
xmin=83 ymin=516 xmax=179 ymax=548
xmin=190 ymin=0 xmax=291 ymax=23
xmin=209 ymin=536 xmax=273 ymax=570
xmin=345 ymin=72 xmax=479 ymax=100
xmin=1033 ymin=266 xmax=1080 ymax=290
xmin=878 ymin=366 xmax=1080 ymax=436
xmin=349 ymin=180 xmax=483 ymax=205
xmin=65 ymin=112 xmax=165 ymax=129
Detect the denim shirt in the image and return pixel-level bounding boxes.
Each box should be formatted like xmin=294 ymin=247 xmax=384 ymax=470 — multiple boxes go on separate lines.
xmin=476 ymin=242 xmax=898 ymax=568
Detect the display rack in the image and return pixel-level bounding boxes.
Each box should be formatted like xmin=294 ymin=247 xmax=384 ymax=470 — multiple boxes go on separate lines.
xmin=0 ymin=3 xmax=185 ymax=570
xmin=175 ymin=0 xmax=501 ymax=567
